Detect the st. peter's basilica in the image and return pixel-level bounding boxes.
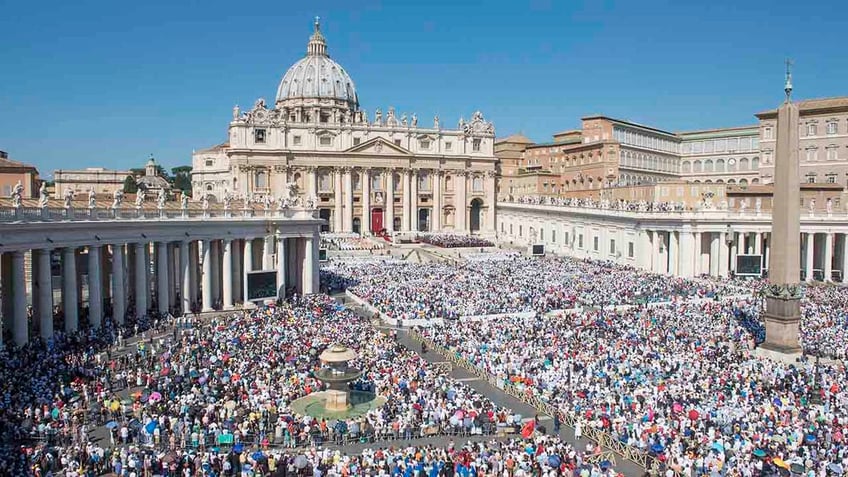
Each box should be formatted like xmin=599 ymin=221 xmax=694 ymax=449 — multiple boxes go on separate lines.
xmin=191 ymin=19 xmax=498 ymax=235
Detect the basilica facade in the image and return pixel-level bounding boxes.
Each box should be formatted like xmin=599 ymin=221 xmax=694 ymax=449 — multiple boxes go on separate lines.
xmin=191 ymin=20 xmax=497 ymax=235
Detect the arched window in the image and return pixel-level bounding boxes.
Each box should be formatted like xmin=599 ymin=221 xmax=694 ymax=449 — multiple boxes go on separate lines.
xmin=693 ymin=160 xmax=702 ymax=173
xmin=727 ymin=179 xmax=736 ymax=185
xmin=739 ymin=178 xmax=748 ymax=186
xmin=752 ymin=178 xmax=760 ymax=184
xmin=704 ymin=160 xmax=714 ymax=172
xmin=715 ymin=159 xmax=725 ymax=172
xmin=418 ymin=172 xmax=431 ymax=191
xmin=371 ymin=172 xmax=382 ymax=191
xmin=445 ymin=175 xmax=453 ymax=191
xmin=739 ymin=157 xmax=750 ymax=171
xmin=751 ymin=157 xmax=760 ymax=170
xmin=472 ymin=175 xmax=483 ymax=192
xmin=353 ymin=172 xmax=361 ymax=191
xmin=393 ymin=172 xmax=401 ymax=192
xmin=682 ymin=161 xmax=691 ymax=173
xmin=727 ymin=158 xmax=737 ymax=172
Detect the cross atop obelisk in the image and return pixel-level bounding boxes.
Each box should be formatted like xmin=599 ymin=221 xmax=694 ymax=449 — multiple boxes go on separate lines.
xmin=761 ymin=62 xmax=802 ymax=355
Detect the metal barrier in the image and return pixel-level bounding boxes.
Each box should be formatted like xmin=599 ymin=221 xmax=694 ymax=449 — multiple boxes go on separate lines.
xmin=409 ymin=330 xmax=670 ymax=476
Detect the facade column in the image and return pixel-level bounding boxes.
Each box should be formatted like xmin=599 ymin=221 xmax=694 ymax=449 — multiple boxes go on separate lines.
xmin=134 ymin=243 xmax=148 ymax=318
xmin=12 ymin=251 xmax=28 ymax=347
xmin=222 ymin=239 xmax=233 ymax=309
xmin=232 ymin=239 xmax=242 ymax=303
xmin=156 ymin=242 xmax=169 ymax=315
xmin=34 ymin=249 xmax=54 ymax=340
xmin=637 ymin=229 xmax=649 ymax=271
xmin=755 ymin=232 xmax=763 ymax=255
xmin=168 ymin=243 xmax=177 ymax=310
xmin=201 ymin=240 xmax=213 ymax=312
xmin=243 ymin=238 xmax=254 ymax=302
xmin=651 ymin=231 xmax=661 ymax=273
xmin=764 ymin=233 xmax=771 ymax=271
xmin=307 ymin=166 xmax=318 ymax=198
xmin=410 ymin=169 xmax=419 ymax=232
xmin=88 ymin=245 xmax=103 ymax=329
xmin=210 ymin=240 xmax=220 ymax=304
xmin=343 ymin=167 xmax=353 ymax=232
xmin=805 ymin=232 xmax=814 ymax=282
xmin=333 ymin=167 xmax=343 ymax=232
xmin=678 ymin=231 xmax=693 ymax=278
xmin=456 ymin=172 xmax=468 ymax=232
xmin=180 ymin=241 xmax=190 ymax=314
xmin=402 ymin=169 xmax=411 ymax=232
xmin=385 ymin=169 xmax=395 ymax=233
xmin=62 ymin=247 xmax=79 ymax=333
xmin=433 ymin=171 xmax=443 ymax=231
xmin=189 ymin=242 xmax=198 ymax=307
xmin=669 ymin=231 xmax=679 ymax=276
xmin=824 ymin=232 xmax=834 ymax=282
xmin=112 ymin=245 xmax=126 ymax=324
xmin=276 ymin=235 xmax=286 ymax=298
xmin=361 ymin=168 xmax=371 ymax=235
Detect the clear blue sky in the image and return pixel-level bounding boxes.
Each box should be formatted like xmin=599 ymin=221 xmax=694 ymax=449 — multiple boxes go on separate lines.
xmin=2 ymin=0 xmax=847 ymax=176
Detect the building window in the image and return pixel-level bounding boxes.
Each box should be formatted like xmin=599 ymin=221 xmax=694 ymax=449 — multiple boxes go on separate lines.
xmin=807 ymin=176 xmax=816 ymax=184
xmin=293 ymin=135 xmax=302 ymax=146
xmin=540 ymin=229 xmax=544 ymax=241
xmin=418 ymin=173 xmax=431 ymax=191
xmin=827 ymin=175 xmax=836 ymax=184
xmin=628 ymin=242 xmax=634 ymax=258
xmin=827 ymin=122 xmax=838 ymax=135
xmin=552 ymin=230 xmax=556 ymax=243
xmin=353 ymin=137 xmax=361 ymax=146
xmin=319 ymin=136 xmax=332 ymax=146
xmin=445 ymin=141 xmax=452 ymax=151
xmin=578 ymin=234 xmax=583 ymax=248
xmin=519 ymin=225 xmax=523 ymax=237
xmin=320 ymin=113 xmax=329 ymax=123
xmin=609 ymin=239 xmax=616 ymax=255
xmin=205 ymin=159 xmax=214 ymax=167
xmin=419 ymin=139 xmax=430 ymax=150
xmin=510 ymin=224 xmax=513 ymax=235
xmin=472 ymin=176 xmax=483 ymax=192
xmin=807 ymin=124 xmax=817 ymax=136
xmin=764 ymin=127 xmax=773 ymax=140
xmin=593 ymin=236 xmax=599 ymax=251
xmin=255 ymin=170 xmax=268 ymax=189
xmin=806 ymin=149 xmax=817 ymax=162
xmin=371 ymin=174 xmax=382 ymax=191
xmin=254 ymin=129 xmax=266 ymax=143
xmin=318 ymin=172 xmax=331 ymax=192
xmin=473 ymin=139 xmax=481 ymax=151
xmin=394 ymin=139 xmax=402 ymax=147
xmin=827 ymin=147 xmax=838 ymax=161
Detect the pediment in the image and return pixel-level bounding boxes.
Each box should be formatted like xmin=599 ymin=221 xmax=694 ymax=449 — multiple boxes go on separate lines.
xmin=344 ymin=136 xmax=411 ymax=155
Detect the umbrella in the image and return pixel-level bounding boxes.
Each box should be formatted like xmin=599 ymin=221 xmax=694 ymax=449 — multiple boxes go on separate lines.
xmin=773 ymin=458 xmax=789 ymax=470
xmin=294 ymin=455 xmax=308 ymax=469
xmin=145 ymin=421 xmax=157 ymax=434
xmin=753 ymin=449 xmax=767 ymax=458
xmin=805 ymin=434 xmax=816 ymax=443
xmin=149 ymin=392 xmax=162 ymax=403
xmin=790 ymin=463 xmax=805 ymax=474
xmin=547 ymin=455 xmax=561 ymax=467
xmin=650 ymin=443 xmax=665 ymax=453
xmin=828 ymin=463 xmax=843 ymax=474
xmin=711 ymin=442 xmax=725 ymax=453
xmin=105 ymin=421 xmax=118 ymax=430
xmin=51 ymin=408 xmax=60 ymax=419
xmin=233 ymin=443 xmax=243 ymax=453
xmin=688 ymin=409 xmax=699 ymax=421
xmin=252 ymin=451 xmax=265 ymax=461
xmin=600 ymin=460 xmax=612 ymax=470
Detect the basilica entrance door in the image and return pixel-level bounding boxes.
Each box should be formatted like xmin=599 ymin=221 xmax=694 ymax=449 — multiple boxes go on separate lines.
xmin=370 ymin=208 xmax=383 ymax=233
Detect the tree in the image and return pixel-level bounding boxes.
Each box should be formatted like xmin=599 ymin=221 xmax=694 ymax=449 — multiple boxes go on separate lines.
xmin=170 ymin=165 xmax=193 ymax=196
xmin=123 ymin=175 xmax=138 ymax=194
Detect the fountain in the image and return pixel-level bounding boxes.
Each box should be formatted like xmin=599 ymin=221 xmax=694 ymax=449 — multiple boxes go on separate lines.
xmin=290 ymin=344 xmax=386 ymax=418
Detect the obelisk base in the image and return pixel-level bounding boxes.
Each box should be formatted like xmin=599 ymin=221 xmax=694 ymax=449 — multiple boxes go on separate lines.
xmin=760 ymin=296 xmax=801 ymax=354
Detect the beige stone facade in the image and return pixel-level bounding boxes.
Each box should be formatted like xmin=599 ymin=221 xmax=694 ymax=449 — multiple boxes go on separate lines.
xmin=54 ymin=167 xmax=132 ymax=197
xmin=0 ymin=151 xmax=40 ymax=198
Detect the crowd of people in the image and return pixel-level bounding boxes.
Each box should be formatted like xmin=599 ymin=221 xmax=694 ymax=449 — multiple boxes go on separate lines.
xmin=506 ymin=196 xmax=688 ymax=213
xmin=321 ymin=234 xmax=385 ymax=252
xmin=0 ymin=293 xmax=625 ymax=476
xmin=417 ymin=234 xmax=495 ymax=249
xmin=323 ymin=256 xmax=748 ymax=320
xmin=417 ymin=295 xmax=848 ymax=476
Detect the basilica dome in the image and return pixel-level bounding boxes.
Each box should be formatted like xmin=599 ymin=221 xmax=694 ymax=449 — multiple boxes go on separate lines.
xmin=275 ymin=19 xmax=359 ymax=111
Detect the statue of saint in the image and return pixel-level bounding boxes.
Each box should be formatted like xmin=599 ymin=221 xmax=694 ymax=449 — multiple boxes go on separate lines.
xmin=10 ymin=181 xmax=23 ymax=207
xmin=156 ymin=189 xmax=167 ymax=209
xmin=38 ymin=182 xmax=49 ymax=208
xmin=88 ymin=189 xmax=97 ymax=209
xmin=181 ymin=194 xmax=189 ymax=210
xmin=232 ymin=104 xmax=240 ymax=120
xmin=63 ymin=189 xmax=75 ymax=209
xmin=135 ymin=189 xmax=146 ymax=208
xmin=112 ymin=189 xmax=124 ymax=209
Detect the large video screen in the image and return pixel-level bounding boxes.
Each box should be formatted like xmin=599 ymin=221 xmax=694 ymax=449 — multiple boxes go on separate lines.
xmin=246 ymin=270 xmax=278 ymax=301
xmin=736 ymin=255 xmax=762 ymax=277
xmin=531 ymin=244 xmax=545 ymax=256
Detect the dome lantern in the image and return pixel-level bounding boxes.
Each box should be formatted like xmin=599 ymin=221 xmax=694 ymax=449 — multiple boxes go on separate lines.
xmin=307 ymin=16 xmax=327 ymax=57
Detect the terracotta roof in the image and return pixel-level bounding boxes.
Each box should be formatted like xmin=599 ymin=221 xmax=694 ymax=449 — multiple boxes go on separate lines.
xmin=0 ymin=156 xmax=37 ymax=171
xmin=495 ymin=134 xmax=534 ymax=144
xmin=756 ymin=96 xmax=848 ymax=117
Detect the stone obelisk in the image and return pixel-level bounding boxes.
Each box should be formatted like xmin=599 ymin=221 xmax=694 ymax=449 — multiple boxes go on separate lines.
xmin=761 ymin=64 xmax=802 ymax=354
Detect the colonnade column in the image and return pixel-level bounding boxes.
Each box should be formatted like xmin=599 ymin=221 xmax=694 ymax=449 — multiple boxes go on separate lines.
xmin=201 ymin=240 xmax=213 ymax=312
xmin=637 ymin=229 xmax=650 ymax=271
xmin=842 ymin=233 xmax=848 ymax=283
xmin=62 ymin=247 xmax=79 ymax=334
xmin=88 ymin=245 xmax=103 ymax=329
xmin=222 ymin=239 xmax=233 ymax=309
xmin=678 ymin=231 xmax=693 ymax=278
xmin=729 ymin=232 xmax=738 ymax=275
xmin=262 ymin=236 xmax=274 ymax=270
xmin=34 ymin=249 xmax=53 ymax=340
xmin=410 ymin=170 xmax=419 ymax=232
xmin=168 ymin=243 xmax=177 ymax=310
xmin=805 ymin=233 xmax=814 ymax=282
xmin=243 ymin=238 xmax=254 ymax=303
xmin=718 ymin=232 xmax=729 ymax=277
xmin=156 ymin=242 xmax=169 ymax=315
xmin=402 ymin=169 xmax=411 ymax=232
xmin=302 ymin=234 xmax=317 ymax=294
xmin=486 ymin=171 xmax=496 ymax=234
xmin=307 ymin=166 xmax=318 ymax=198
xmin=343 ymin=167 xmax=353 ymax=232
xmin=755 ymin=233 xmax=763 ymax=255
xmin=361 ymin=168 xmax=371 ymax=235
xmin=180 ymin=241 xmax=190 ymax=314
xmin=12 ymin=251 xmax=27 ymax=346
xmin=709 ymin=233 xmax=720 ymax=276
xmin=651 ymin=231 xmax=661 ymax=273
xmin=824 ymin=232 xmax=834 ymax=282
xmin=134 ymin=243 xmax=148 ymax=318
xmin=276 ymin=235 xmax=286 ymax=298
xmin=386 ymin=169 xmax=395 ymax=233
xmin=112 ymin=244 xmax=125 ymax=324
xmin=333 ymin=167 xmax=343 ymax=232
xmin=693 ymin=232 xmax=702 ymax=276
xmin=668 ymin=231 xmax=679 ymax=275
xmin=433 ymin=171 xmax=443 ymax=231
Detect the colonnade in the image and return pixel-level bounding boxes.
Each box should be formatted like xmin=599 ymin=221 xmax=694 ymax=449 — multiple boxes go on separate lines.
xmin=0 ymin=232 xmax=320 ymax=349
